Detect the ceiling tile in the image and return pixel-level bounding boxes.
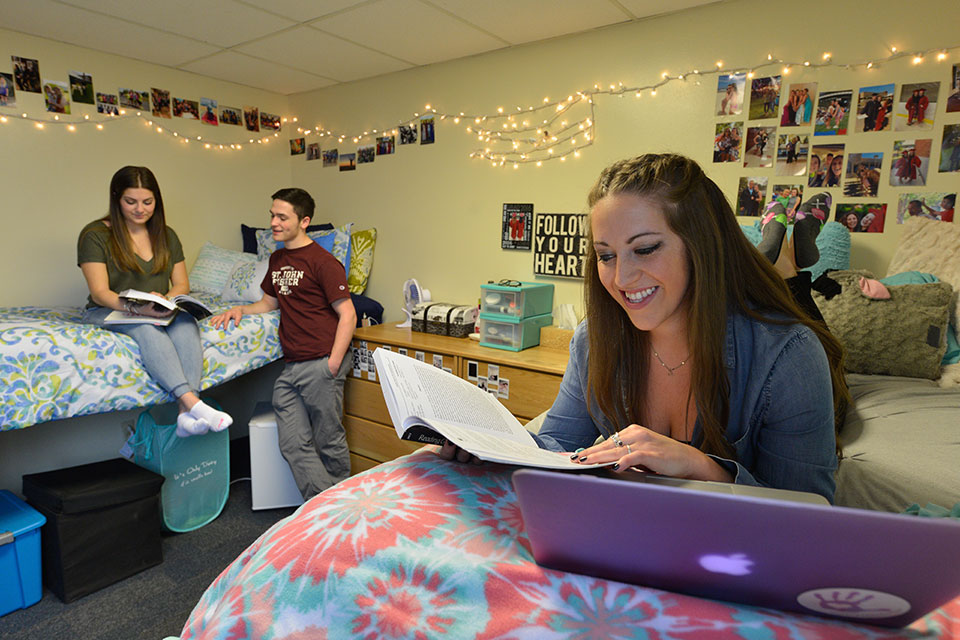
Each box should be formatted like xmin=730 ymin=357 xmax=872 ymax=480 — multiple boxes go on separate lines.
xmin=235 ymin=25 xmax=412 ymax=82
xmin=58 ymin=0 xmax=295 ymax=48
xmin=312 ymin=0 xmax=506 ymax=66
xmin=237 ymin=0 xmax=369 ymax=23
xmin=427 ymin=0 xmax=631 ymax=44
xmin=180 ymin=51 xmax=336 ymax=94
xmin=616 ymin=0 xmax=722 ymax=20
xmin=0 ymin=0 xmax=219 ymax=66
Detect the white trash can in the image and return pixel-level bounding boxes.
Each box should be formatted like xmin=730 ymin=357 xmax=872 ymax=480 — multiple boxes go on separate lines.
xmin=248 ymin=402 xmax=304 ymax=510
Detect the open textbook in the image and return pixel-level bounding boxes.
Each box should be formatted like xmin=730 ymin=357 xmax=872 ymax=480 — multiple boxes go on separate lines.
xmin=372 ymin=347 xmax=609 ymax=470
xmin=104 ymin=289 xmax=213 ymax=325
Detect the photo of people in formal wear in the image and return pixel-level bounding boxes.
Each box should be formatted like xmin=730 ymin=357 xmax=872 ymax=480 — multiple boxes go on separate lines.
xmin=358 ymin=145 xmax=375 ymax=163
xmin=776 ymin=134 xmax=809 ymax=176
xmin=339 ymin=152 xmax=357 ymax=172
xmin=119 ymin=88 xmax=148 ymax=111
xmin=744 ymin=126 xmax=776 ymax=168
xmin=940 ymin=124 xmax=960 ymax=173
xmin=713 ymin=122 xmax=742 ymax=162
xmin=151 ymin=88 xmax=171 ymax=118
xmin=890 ymin=139 xmax=931 ymax=186
xmin=836 ymin=203 xmax=886 ymax=233
xmin=0 ymin=73 xmax=17 ymax=107
xmin=716 ymin=73 xmax=746 ymax=116
xmin=43 ymin=80 xmax=70 ymax=114
xmin=855 ymin=84 xmax=895 ymax=133
xmin=322 ymin=149 xmax=338 ymax=167
xmin=243 ymin=106 xmax=260 ymax=131
xmin=420 ymin=116 xmax=435 ymax=145
xmin=736 ymin=177 xmax=767 ymax=217
xmin=306 ymin=143 xmax=320 ymax=160
xmin=376 ymin=135 xmax=395 ymax=155
xmin=749 ymin=75 xmax=781 ymax=120
xmin=844 ymin=152 xmax=883 ymax=197
xmin=174 ymin=98 xmax=199 ymax=119
xmin=897 ymin=192 xmax=956 ymax=223
xmin=96 ymin=92 xmax=118 ymax=115
xmin=814 ymin=89 xmax=852 ymax=136
xmin=200 ymin=98 xmax=219 ymax=126
xmin=289 ymin=138 xmax=305 ymax=155
xmin=11 ymin=56 xmax=41 ymax=93
xmin=220 ymin=106 xmax=241 ymax=126
xmin=808 ymin=144 xmax=845 ymax=188
xmin=948 ymin=64 xmax=960 ymax=113
xmin=69 ymin=71 xmax=94 ymax=105
xmin=770 ymin=184 xmax=805 ymax=220
xmin=895 ymin=82 xmax=938 ymax=131
xmin=782 ymin=83 xmax=816 ymax=127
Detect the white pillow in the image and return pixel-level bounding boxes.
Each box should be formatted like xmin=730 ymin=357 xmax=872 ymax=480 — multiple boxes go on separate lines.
xmin=221 ymin=258 xmax=269 ymax=303
xmin=190 ymin=242 xmax=251 ymax=294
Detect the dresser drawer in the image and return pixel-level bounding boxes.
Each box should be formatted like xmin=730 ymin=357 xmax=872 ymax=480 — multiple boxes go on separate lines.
xmin=464 ymin=361 xmax=562 ymax=420
xmin=344 ymin=377 xmax=392 ymax=425
xmin=351 ymin=340 xmax=457 ymax=382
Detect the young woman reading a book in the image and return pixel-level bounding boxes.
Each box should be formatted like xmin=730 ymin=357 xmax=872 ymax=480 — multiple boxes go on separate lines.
xmin=442 ymin=154 xmax=848 ymax=502
xmin=77 ymin=165 xmax=232 ymax=437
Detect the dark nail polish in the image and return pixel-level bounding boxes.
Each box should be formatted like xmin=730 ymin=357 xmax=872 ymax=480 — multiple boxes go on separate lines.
xmin=569 ymin=453 xmax=578 ymax=460
xmin=578 ymin=456 xmax=588 ymax=462
xmin=612 ymin=463 xmax=620 ymax=471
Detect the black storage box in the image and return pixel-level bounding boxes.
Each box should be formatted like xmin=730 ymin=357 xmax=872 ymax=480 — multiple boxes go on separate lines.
xmin=22 ymin=458 xmax=165 ymax=603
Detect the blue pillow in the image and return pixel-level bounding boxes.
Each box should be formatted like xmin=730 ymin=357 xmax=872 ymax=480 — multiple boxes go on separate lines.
xmin=880 ymin=271 xmax=960 ymax=365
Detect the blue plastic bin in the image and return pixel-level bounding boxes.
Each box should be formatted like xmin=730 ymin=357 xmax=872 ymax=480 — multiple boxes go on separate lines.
xmin=0 ymin=490 xmax=45 ymax=617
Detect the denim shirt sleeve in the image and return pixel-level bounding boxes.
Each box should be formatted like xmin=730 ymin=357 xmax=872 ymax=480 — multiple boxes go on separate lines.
xmin=711 ymin=322 xmax=838 ymax=502
xmin=533 ymin=323 xmax=607 ymax=452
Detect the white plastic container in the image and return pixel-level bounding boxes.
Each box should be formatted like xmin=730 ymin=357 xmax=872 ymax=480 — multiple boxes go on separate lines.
xmin=249 ymin=402 xmax=305 ymax=511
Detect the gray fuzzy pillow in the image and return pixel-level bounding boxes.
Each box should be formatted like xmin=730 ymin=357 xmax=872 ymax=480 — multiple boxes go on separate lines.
xmin=813 ymin=270 xmax=952 ymax=379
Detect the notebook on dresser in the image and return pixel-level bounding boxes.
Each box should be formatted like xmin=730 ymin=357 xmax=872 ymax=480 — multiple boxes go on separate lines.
xmin=512 ymin=468 xmax=960 ymax=628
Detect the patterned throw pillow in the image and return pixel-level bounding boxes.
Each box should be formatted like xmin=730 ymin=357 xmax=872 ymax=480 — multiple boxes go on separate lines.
xmin=256 ymin=223 xmax=354 ymax=268
xmin=348 ymin=228 xmax=377 ymax=294
xmin=221 ymin=258 xmax=269 ymax=303
xmin=190 ymin=242 xmax=252 ymax=295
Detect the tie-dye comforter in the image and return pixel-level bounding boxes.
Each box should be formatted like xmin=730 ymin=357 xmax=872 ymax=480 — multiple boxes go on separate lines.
xmin=179 ymin=449 xmax=960 ymax=640
xmin=0 ymin=293 xmax=281 ymax=431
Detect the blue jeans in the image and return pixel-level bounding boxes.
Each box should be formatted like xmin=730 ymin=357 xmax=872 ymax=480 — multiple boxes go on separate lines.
xmin=82 ymin=306 xmax=203 ymax=400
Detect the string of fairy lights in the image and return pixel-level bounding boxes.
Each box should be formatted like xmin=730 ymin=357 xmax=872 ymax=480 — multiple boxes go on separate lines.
xmin=2 ymin=43 xmax=957 ymax=166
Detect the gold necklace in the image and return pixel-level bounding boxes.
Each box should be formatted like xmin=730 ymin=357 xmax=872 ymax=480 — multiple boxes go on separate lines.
xmin=652 ymin=350 xmax=687 ymax=375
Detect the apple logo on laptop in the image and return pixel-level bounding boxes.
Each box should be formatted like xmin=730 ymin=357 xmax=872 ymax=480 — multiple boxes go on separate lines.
xmin=698 ymin=552 xmax=754 ymax=576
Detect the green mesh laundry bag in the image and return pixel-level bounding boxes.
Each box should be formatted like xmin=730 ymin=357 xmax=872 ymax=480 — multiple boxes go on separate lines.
xmin=128 ymin=402 xmax=230 ymax=533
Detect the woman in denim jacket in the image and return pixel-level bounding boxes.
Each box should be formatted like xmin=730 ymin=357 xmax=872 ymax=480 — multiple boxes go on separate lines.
xmin=532 ymin=154 xmax=848 ymax=501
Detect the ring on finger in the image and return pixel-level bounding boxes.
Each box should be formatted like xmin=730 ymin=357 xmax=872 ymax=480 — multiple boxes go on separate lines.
xmin=626 ymin=443 xmax=632 ymax=454
xmin=611 ymin=432 xmax=624 ymax=448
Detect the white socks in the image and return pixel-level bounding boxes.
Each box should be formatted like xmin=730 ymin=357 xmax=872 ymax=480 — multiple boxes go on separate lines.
xmin=176 ymin=413 xmax=209 ymax=438
xmin=189 ymin=400 xmax=233 ymax=432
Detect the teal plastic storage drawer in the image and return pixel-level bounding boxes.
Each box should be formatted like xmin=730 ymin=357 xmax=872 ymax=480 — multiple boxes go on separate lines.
xmin=478 ymin=312 xmax=553 ymax=351
xmin=0 ymin=490 xmax=45 ymax=617
xmin=480 ymin=282 xmax=554 ymax=319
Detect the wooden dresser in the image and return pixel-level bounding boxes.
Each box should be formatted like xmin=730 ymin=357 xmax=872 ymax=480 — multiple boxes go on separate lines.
xmin=344 ymin=323 xmax=570 ymax=474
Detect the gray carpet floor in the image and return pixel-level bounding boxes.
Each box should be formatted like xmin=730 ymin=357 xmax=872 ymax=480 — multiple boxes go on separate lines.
xmin=1 ymin=479 xmax=296 ymax=640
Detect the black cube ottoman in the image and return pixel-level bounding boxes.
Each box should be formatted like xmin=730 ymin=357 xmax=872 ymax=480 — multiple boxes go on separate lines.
xmin=22 ymin=458 xmax=165 ymax=603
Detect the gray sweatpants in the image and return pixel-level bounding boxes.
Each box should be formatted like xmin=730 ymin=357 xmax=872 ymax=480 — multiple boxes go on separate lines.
xmin=272 ymin=355 xmax=351 ymax=500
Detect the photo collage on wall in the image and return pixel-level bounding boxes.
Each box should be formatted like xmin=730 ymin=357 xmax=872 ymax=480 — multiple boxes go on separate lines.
xmin=719 ymin=62 xmax=960 ymax=234
xmin=291 ymin=113 xmax=437 ymax=174
xmin=3 ymin=54 xmax=283 ymax=136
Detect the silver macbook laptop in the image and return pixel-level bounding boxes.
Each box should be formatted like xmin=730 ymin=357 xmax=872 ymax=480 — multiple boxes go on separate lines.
xmin=513 ymin=468 xmax=960 ymax=628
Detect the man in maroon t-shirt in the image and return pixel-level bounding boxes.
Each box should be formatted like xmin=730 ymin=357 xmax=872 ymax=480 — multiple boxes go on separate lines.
xmin=212 ymin=188 xmax=356 ymax=499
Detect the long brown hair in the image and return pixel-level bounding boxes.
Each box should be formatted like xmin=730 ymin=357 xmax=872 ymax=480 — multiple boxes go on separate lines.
xmin=584 ymin=154 xmax=848 ymax=459
xmin=103 ymin=166 xmax=170 ymax=274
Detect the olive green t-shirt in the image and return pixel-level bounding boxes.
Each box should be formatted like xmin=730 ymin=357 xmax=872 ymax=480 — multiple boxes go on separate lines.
xmin=77 ymin=220 xmax=185 ymax=308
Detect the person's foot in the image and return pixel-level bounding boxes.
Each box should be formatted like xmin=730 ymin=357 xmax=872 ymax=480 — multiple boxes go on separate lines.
xmin=757 ymin=202 xmax=788 ymax=264
xmin=792 ymin=192 xmax=830 ymax=268
xmin=189 ymin=400 xmax=233 ymax=432
xmin=176 ymin=413 xmax=210 ymax=438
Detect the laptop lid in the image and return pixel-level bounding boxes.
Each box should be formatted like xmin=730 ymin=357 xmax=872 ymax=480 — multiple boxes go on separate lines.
xmin=513 ymin=469 xmax=960 ymax=628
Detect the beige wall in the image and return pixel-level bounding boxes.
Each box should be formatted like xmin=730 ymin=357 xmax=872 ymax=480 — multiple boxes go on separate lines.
xmin=290 ymin=0 xmax=960 ymax=322
xmin=0 ymin=28 xmax=290 ymax=307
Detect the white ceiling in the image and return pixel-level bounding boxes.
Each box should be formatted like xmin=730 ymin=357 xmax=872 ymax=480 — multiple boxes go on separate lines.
xmin=1 ymin=0 xmax=721 ymax=95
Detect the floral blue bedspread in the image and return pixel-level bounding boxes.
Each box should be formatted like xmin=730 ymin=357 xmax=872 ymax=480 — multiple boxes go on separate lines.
xmin=0 ymin=293 xmax=281 ymax=431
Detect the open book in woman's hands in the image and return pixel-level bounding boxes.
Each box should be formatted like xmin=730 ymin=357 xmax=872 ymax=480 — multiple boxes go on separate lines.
xmin=104 ymin=289 xmax=213 ymax=325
